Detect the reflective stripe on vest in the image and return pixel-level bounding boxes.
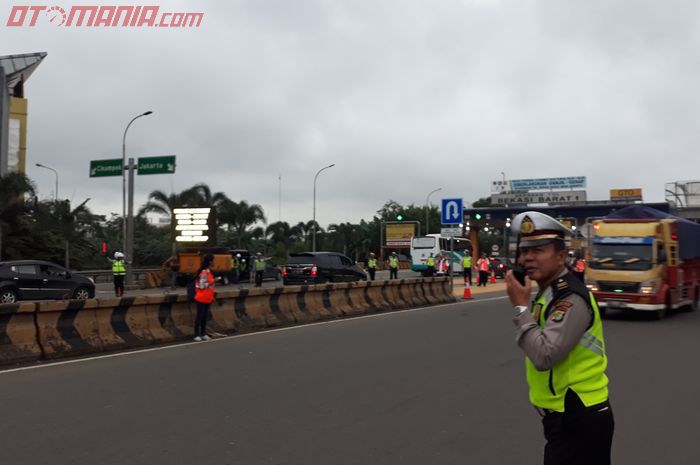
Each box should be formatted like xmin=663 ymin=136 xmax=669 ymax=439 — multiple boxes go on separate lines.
xmin=525 ymin=288 xmax=609 ymax=412
xmin=112 ymin=260 xmax=126 ymax=276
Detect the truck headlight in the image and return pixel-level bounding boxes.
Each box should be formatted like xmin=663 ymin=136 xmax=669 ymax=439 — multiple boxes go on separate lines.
xmin=639 ymin=280 xmax=657 ymax=294
xmin=585 ymin=280 xmax=598 ymax=292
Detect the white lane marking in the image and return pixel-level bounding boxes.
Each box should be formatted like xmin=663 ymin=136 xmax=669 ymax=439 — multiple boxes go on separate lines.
xmin=0 ymin=295 xmax=508 ymax=375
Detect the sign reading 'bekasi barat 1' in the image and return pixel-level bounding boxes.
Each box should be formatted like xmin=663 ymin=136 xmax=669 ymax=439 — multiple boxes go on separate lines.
xmin=491 ymin=190 xmax=587 ymax=206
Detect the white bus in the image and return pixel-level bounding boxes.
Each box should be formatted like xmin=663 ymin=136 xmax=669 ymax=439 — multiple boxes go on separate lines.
xmin=410 ymin=234 xmax=472 ymax=276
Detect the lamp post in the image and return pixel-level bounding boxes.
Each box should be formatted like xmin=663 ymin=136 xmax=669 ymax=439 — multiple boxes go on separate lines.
xmin=122 ymin=110 xmax=152 ymax=285
xmin=425 ymin=187 xmax=442 ymax=235
xmin=312 ymin=163 xmax=335 ymax=252
xmin=35 ymin=163 xmax=58 ymax=201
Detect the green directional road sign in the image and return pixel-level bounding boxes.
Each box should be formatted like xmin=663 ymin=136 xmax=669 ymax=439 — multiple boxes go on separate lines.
xmin=137 ymin=156 xmax=176 ymax=175
xmin=90 ymin=158 xmax=123 ymax=177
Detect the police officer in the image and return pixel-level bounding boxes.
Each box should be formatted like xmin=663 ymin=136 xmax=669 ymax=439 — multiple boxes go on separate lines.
xmin=109 ymin=251 xmax=126 ymax=297
xmin=426 ymin=252 xmax=435 ymax=277
xmin=388 ymin=252 xmax=399 ymax=280
xmin=505 ymin=211 xmax=614 ymax=465
xmin=231 ymin=253 xmax=241 ymax=284
xmin=463 ymin=250 xmax=473 ymax=285
xmin=254 ymin=253 xmax=266 ymax=287
xmin=367 ymin=252 xmax=377 ymax=281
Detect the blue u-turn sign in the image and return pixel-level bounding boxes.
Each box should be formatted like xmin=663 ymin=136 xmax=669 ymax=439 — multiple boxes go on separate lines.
xmin=441 ymin=198 xmax=463 ymax=224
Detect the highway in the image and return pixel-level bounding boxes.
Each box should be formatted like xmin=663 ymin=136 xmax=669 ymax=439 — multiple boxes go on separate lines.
xmin=2 ymin=290 xmax=699 ymax=464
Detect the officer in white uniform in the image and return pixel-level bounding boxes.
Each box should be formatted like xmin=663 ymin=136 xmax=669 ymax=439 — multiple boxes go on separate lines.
xmin=505 ymin=211 xmax=614 ymax=465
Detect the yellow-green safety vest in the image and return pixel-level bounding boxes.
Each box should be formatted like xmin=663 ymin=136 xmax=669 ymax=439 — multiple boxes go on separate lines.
xmin=368 ymin=258 xmax=377 ymax=269
xmin=255 ymin=259 xmax=266 ymax=271
xmin=463 ymin=256 xmax=472 ymax=268
xmin=426 ymin=257 xmax=435 ymax=267
xmin=389 ymin=257 xmax=399 ymax=268
xmin=232 ymin=257 xmax=239 ymax=270
xmin=525 ymin=275 xmax=608 ymax=412
xmin=112 ymin=259 xmax=126 ymax=276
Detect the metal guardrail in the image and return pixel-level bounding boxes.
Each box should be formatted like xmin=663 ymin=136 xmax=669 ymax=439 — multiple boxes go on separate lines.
xmin=77 ymin=267 xmax=161 ymax=285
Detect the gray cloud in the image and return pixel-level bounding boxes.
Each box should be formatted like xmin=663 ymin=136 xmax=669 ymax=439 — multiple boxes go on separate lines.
xmin=5 ymin=0 xmax=700 ymax=229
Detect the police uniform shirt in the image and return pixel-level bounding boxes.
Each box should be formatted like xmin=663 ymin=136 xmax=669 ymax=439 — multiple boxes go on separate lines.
xmin=512 ymin=270 xmax=593 ymax=371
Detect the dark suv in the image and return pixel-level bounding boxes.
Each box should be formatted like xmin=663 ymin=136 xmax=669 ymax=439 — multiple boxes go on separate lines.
xmin=0 ymin=260 xmax=96 ymax=303
xmin=283 ymin=252 xmax=366 ymax=285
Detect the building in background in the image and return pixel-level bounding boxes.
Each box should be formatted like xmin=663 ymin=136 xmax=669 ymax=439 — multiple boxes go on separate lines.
xmin=0 ymin=52 xmax=47 ymax=177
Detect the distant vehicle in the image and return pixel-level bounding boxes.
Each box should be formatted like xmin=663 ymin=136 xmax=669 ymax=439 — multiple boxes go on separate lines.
xmin=410 ymin=234 xmax=471 ymax=276
xmin=283 ymin=252 xmax=366 ymax=285
xmin=488 ymin=257 xmax=509 ymax=278
xmin=0 ymin=260 xmax=95 ymax=303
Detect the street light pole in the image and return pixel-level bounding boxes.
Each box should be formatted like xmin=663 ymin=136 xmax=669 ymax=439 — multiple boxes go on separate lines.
xmin=122 ymin=110 xmax=152 ymax=286
xmin=35 ymin=163 xmax=58 ymax=201
xmin=425 ymin=187 xmax=442 ymax=235
xmin=312 ymin=163 xmax=335 ymax=252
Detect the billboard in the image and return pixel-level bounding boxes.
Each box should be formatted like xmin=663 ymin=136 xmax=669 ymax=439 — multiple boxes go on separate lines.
xmin=491 ymin=190 xmax=587 ymax=206
xmin=386 ymin=223 xmax=416 ymax=246
xmin=490 ymin=180 xmax=511 ymax=193
xmin=610 ymin=188 xmax=642 ymax=202
xmin=510 ymin=176 xmax=586 ymax=192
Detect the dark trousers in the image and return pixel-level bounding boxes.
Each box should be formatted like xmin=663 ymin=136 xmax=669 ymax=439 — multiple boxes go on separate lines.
xmin=478 ymin=270 xmax=488 ymax=286
xmin=389 ymin=267 xmax=398 ymax=279
xmin=232 ymin=269 xmax=240 ymax=284
xmin=463 ymin=268 xmax=472 ymax=285
xmin=113 ymin=275 xmax=124 ymax=296
xmin=194 ymin=301 xmax=210 ymax=337
xmin=426 ymin=266 xmax=434 ymax=277
xmin=542 ymin=395 xmax=614 ymax=465
xmin=368 ymin=268 xmax=376 ymax=281
xmin=255 ymin=270 xmax=264 ymax=287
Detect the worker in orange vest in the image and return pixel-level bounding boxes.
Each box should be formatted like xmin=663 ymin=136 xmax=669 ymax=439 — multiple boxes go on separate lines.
xmin=194 ymin=255 xmax=215 ymax=342
xmin=477 ymin=252 xmax=490 ymax=287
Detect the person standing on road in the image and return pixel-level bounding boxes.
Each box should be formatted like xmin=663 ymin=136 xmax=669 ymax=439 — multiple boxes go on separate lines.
xmin=108 ymin=251 xmax=127 ymax=297
xmin=194 ymin=254 xmax=215 ymax=342
xmin=165 ymin=255 xmax=179 ymax=290
xmin=367 ymin=252 xmax=377 ymax=281
xmin=231 ymin=253 xmax=241 ymax=284
xmin=254 ymin=253 xmax=266 ymax=287
xmin=426 ymin=252 xmax=435 ymax=277
xmin=505 ymin=211 xmax=613 ymax=465
xmin=389 ymin=252 xmax=399 ymax=279
xmin=476 ymin=252 xmax=490 ymax=286
xmin=463 ymin=250 xmax=473 ymax=285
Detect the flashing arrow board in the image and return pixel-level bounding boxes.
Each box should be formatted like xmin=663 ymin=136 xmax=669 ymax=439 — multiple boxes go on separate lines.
xmin=89 ymin=158 xmax=122 ymax=177
xmin=441 ymin=198 xmax=463 ymax=225
xmin=138 ymin=156 xmax=176 ymax=175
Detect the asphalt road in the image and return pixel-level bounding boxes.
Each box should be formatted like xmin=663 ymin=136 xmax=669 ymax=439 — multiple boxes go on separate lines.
xmin=2 ymin=292 xmax=699 ymax=464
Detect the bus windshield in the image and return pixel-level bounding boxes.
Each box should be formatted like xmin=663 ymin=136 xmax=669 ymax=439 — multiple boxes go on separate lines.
xmin=588 ymin=244 xmax=653 ymax=271
xmin=412 ymin=237 xmax=436 ymax=249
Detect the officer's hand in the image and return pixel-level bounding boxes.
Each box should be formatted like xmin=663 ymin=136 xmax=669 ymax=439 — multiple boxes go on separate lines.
xmin=505 ymin=270 xmax=531 ymax=307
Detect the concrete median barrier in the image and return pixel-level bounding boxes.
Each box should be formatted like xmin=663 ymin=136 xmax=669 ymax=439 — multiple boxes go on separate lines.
xmin=0 ymin=277 xmax=455 ymax=366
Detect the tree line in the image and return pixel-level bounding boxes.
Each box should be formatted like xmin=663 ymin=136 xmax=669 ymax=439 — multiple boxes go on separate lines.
xmin=1 ymin=172 xmax=453 ymax=270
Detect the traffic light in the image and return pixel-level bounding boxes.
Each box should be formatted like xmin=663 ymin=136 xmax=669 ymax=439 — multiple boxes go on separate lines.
xmin=475 ymin=213 xmax=482 ymax=220
xmin=101 ymin=242 xmax=107 ymax=254
xmin=396 ymin=214 xmax=404 ymax=221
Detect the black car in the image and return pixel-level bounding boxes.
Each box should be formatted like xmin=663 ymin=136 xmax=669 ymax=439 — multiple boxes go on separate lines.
xmin=283 ymin=252 xmax=366 ymax=285
xmin=488 ymin=257 xmax=509 ymax=278
xmin=0 ymin=260 xmax=96 ymax=303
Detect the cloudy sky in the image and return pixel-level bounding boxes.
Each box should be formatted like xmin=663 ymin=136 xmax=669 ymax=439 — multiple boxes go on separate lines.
xmin=4 ymin=0 xmax=700 ymax=228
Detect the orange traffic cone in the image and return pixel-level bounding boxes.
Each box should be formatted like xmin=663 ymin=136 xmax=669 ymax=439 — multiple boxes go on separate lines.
xmin=489 ymin=270 xmax=496 ymax=283
xmin=462 ymin=281 xmax=473 ymax=299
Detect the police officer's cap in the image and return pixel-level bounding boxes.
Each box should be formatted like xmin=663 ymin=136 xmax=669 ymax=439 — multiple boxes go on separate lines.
xmin=511 ymin=211 xmax=572 ymax=249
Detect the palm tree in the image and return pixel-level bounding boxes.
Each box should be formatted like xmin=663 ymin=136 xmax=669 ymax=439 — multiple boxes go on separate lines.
xmin=0 ymin=172 xmax=35 ymax=260
xmin=219 ymin=200 xmax=267 ymax=248
xmin=51 ymin=199 xmax=102 ymax=268
xmin=139 ymin=189 xmax=197 ymax=253
xmin=266 ymin=221 xmax=301 ymax=255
